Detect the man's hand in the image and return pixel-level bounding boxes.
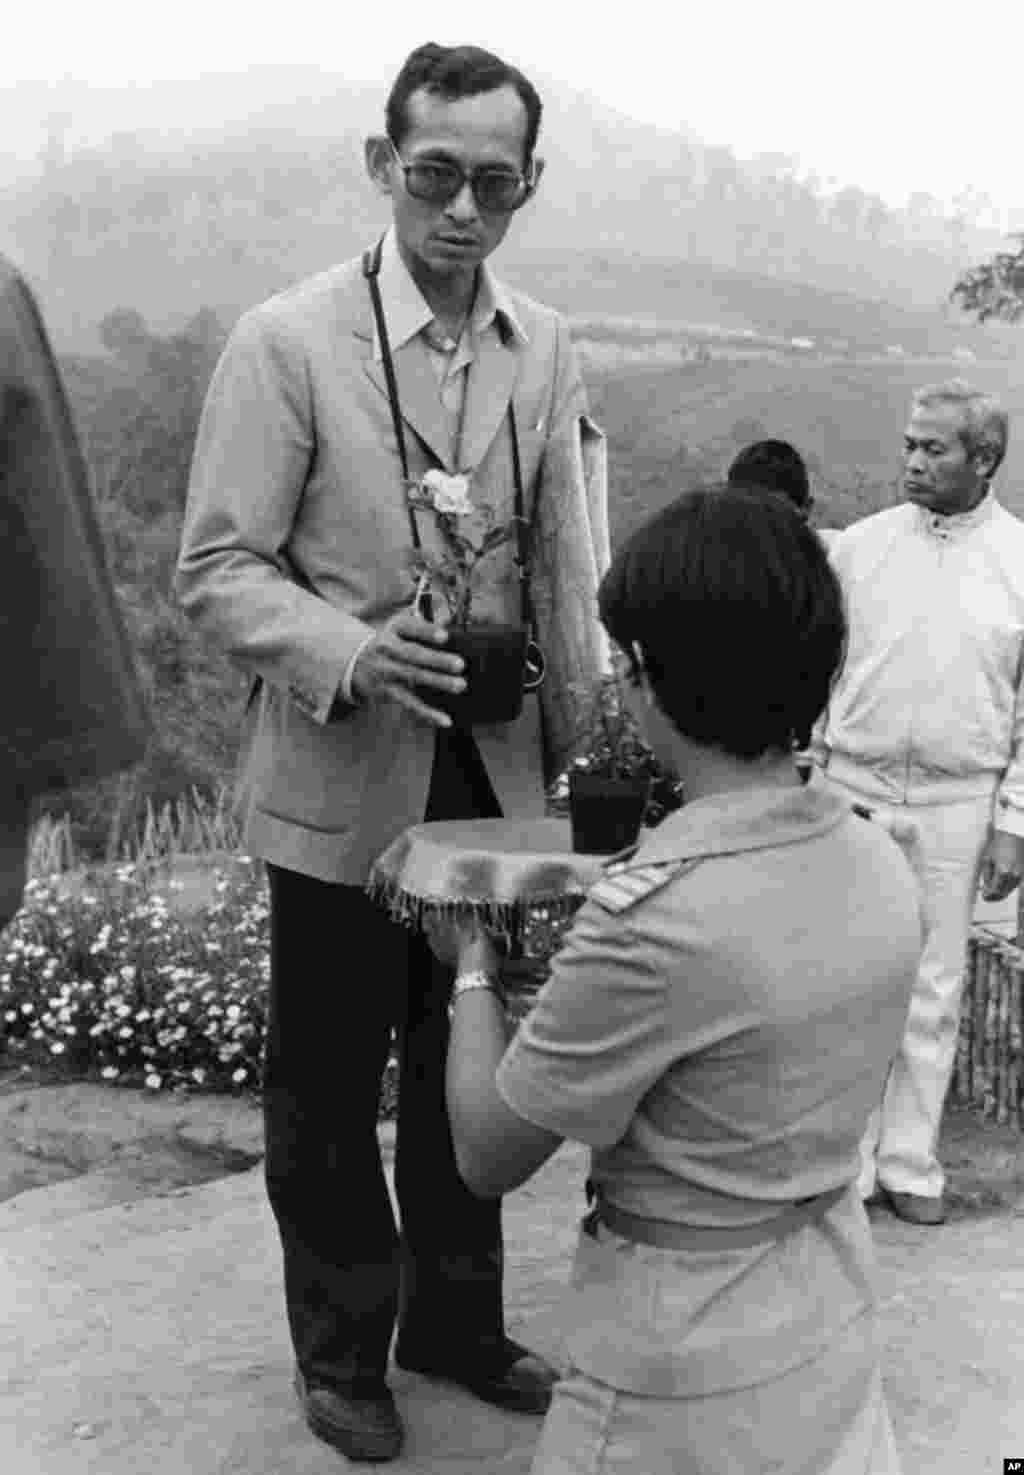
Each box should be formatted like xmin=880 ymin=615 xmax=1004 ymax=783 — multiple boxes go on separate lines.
xmin=350 ymin=610 xmax=465 ymax=727
xmin=980 ymin=829 xmax=1024 ymax=903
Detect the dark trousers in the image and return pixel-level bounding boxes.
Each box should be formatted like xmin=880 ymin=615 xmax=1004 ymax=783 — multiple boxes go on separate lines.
xmin=263 ymin=731 xmax=505 ymax=1394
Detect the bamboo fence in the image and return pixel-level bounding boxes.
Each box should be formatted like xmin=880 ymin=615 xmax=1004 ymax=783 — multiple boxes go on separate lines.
xmin=953 ymin=926 xmax=1024 ymax=1126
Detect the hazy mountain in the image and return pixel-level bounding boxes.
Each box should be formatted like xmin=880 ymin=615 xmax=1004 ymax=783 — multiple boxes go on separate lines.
xmin=0 ymin=63 xmax=698 ymax=183
xmin=0 ymin=64 xmax=1005 ymax=352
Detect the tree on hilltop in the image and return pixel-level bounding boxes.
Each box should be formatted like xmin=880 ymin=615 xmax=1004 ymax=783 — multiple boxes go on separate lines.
xmin=99 ymin=305 xmax=151 ymax=359
xmin=951 ymin=236 xmax=1024 ymax=323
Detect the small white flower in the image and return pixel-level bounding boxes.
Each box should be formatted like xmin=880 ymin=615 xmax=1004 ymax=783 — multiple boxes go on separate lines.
xmin=145 ymin=1073 xmax=162 ymax=1090
xmin=49 ymin=1042 xmax=66 ymax=1055
xmin=231 ymin=1068 xmax=248 ymax=1084
xmin=101 ymin=1066 xmax=120 ymax=1080
xmin=191 ymin=1067 xmax=207 ymax=1084
xmin=422 ymin=469 xmax=474 ymax=516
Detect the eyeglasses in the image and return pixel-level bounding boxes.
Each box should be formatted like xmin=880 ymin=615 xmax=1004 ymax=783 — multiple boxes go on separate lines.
xmin=390 ymin=145 xmax=535 ymax=214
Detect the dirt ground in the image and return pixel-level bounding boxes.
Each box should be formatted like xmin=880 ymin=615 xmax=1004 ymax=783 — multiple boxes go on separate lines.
xmin=3 ymin=1068 xmax=1024 ymax=1475
xmin=0 ymin=1064 xmax=265 ymax=1208
xmin=2 ymin=1056 xmax=1023 ymax=1220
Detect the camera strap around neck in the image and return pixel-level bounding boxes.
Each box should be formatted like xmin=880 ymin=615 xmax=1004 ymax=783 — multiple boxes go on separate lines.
xmin=362 ymin=237 xmax=535 ymax=643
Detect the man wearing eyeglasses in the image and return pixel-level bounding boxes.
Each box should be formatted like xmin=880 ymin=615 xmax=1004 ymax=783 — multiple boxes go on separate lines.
xmin=177 ymin=41 xmax=608 ymax=1464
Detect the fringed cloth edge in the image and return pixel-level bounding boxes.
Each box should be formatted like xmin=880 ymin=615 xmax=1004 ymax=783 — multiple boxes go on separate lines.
xmin=365 ymin=874 xmax=585 ymax=944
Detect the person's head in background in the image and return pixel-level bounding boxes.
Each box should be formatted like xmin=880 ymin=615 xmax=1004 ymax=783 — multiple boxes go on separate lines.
xmin=902 ymin=379 xmax=1007 ymax=517
xmin=598 ymin=485 xmax=845 ymax=798
xmin=727 ymin=439 xmax=812 ymax=520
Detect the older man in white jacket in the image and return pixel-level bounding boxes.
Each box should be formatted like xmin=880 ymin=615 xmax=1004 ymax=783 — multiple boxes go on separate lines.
xmin=814 ymin=380 xmax=1024 ymax=1226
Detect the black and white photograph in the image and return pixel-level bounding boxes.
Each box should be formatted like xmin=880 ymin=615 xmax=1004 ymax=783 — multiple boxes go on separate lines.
xmin=2 ymin=3 xmax=1024 ymax=1470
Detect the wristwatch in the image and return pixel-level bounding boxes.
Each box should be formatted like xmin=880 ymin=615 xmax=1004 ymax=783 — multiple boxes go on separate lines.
xmin=448 ymin=970 xmax=506 ymax=1022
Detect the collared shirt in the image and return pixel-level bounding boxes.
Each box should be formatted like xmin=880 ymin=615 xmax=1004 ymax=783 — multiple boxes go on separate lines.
xmin=495 ymin=784 xmax=920 ymax=1397
xmin=498 ymin=784 xmax=919 ymax=1224
xmin=374 ymin=227 xmax=527 ymax=446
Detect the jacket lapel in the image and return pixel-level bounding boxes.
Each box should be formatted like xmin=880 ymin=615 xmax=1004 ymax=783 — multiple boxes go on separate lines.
xmin=361 ymin=332 xmax=455 ymax=473
xmin=458 ymin=329 xmax=520 ymax=475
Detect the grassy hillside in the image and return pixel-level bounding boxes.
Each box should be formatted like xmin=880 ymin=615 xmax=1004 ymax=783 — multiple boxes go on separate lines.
xmin=503 ymin=249 xmax=1005 ymax=361
xmin=588 ymin=352 xmax=1024 ymax=543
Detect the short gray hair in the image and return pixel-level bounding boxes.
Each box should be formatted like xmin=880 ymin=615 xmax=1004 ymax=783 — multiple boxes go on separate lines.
xmin=911 ymin=378 xmax=1008 ymax=478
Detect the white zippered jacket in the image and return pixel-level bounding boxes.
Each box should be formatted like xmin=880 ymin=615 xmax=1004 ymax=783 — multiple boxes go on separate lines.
xmin=816 ymin=493 xmax=1024 ymax=837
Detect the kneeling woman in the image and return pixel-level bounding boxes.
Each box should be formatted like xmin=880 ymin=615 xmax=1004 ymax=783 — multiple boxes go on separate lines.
xmin=435 ymin=486 xmax=919 ymax=1474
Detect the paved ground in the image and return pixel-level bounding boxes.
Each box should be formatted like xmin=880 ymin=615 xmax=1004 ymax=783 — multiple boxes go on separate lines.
xmin=3 ymin=1092 xmax=1024 ymax=1475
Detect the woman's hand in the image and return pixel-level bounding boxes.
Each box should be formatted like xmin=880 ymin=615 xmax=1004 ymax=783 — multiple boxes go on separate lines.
xmin=423 ymin=912 xmax=503 ymax=975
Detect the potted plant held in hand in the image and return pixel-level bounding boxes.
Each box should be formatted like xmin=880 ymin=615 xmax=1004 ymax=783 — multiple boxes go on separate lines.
xmin=560 ymin=669 xmax=684 ymax=855
xmin=408 ymin=469 xmax=535 ymax=727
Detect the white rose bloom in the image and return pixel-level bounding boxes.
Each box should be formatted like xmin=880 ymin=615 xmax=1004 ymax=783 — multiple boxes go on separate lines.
xmin=424 ymin=470 xmax=473 ymax=516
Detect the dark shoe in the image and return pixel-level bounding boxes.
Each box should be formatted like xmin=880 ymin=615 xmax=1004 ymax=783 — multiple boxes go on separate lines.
xmin=394 ymin=1335 xmax=558 ymax=1415
xmin=880 ymin=1187 xmax=947 ymax=1226
xmin=293 ymin=1367 xmax=404 ymax=1462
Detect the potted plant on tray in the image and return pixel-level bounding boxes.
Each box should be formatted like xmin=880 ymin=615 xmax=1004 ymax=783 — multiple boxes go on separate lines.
xmin=408 ymin=469 xmax=529 ymax=727
xmin=552 ymin=667 xmax=685 ymax=855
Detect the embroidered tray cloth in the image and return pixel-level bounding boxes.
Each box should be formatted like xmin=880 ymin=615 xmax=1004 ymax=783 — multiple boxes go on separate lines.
xmin=367 ymin=817 xmax=606 ymax=937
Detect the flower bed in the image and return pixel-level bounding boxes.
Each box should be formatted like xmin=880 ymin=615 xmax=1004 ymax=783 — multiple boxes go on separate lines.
xmin=0 ymin=854 xmax=576 ymax=1116
xmin=1 ymin=856 xmax=269 ymax=1096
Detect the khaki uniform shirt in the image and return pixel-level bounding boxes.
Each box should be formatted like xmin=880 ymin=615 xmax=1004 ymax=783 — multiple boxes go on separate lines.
xmin=497 ymin=786 xmax=920 ymax=1394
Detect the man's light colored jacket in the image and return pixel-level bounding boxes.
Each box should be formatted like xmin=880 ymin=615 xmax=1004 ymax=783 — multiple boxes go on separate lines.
xmin=816 ymin=494 xmax=1024 ymax=836
xmin=175 ymin=253 xmax=609 ymax=884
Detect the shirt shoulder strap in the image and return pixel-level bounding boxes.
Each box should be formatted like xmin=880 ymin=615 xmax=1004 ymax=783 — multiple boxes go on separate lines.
xmin=589 ymin=856 xmax=697 ymax=915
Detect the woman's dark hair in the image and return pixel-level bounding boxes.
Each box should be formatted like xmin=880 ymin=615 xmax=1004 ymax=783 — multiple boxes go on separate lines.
xmin=385 ymin=43 xmax=543 ymax=166
xmin=598 ymin=485 xmax=846 ymax=759
xmin=727 ymin=439 xmax=811 ymax=513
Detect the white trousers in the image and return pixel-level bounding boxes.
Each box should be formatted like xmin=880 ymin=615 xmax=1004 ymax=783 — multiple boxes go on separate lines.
xmin=826 ymin=774 xmax=994 ymax=1199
